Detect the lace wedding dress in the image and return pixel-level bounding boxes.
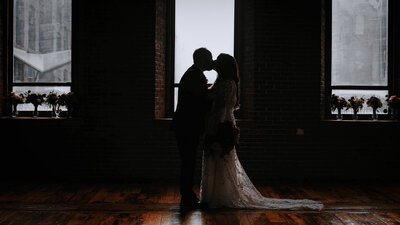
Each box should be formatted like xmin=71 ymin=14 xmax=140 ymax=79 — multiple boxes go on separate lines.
xmin=200 ymin=80 xmax=323 ymax=210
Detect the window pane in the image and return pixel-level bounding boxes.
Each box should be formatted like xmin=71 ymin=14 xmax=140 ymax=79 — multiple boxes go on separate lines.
xmin=12 ymin=86 xmax=70 ymax=111
xmin=13 ymin=0 xmax=72 ymax=83
xmin=174 ymin=0 xmax=234 ymax=85
xmin=331 ymin=0 xmax=388 ymax=86
xmin=331 ymin=89 xmax=388 ymax=114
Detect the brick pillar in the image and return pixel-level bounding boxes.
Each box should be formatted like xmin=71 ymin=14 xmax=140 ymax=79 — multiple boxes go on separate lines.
xmin=155 ymin=0 xmax=167 ymax=118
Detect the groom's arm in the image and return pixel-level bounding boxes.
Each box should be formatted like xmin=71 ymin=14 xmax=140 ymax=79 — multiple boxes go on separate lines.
xmin=180 ymin=73 xmax=207 ymax=106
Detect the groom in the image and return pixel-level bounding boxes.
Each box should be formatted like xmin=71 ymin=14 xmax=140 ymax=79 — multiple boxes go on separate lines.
xmin=171 ymin=47 xmax=214 ymax=208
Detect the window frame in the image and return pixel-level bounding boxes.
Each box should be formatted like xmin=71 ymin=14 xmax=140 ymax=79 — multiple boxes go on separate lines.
xmin=324 ymin=0 xmax=398 ymax=120
xmin=3 ymin=0 xmax=76 ymax=117
xmin=165 ymin=0 xmax=240 ymax=118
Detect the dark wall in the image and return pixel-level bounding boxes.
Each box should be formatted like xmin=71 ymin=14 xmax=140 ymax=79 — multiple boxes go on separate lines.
xmin=1 ymin=0 xmax=399 ymax=183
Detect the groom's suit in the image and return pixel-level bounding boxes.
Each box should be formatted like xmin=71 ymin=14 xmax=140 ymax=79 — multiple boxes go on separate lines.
xmin=171 ymin=64 xmax=208 ymax=203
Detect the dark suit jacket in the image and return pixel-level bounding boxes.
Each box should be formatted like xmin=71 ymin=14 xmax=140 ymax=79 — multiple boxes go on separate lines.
xmin=171 ymin=65 xmax=208 ymax=135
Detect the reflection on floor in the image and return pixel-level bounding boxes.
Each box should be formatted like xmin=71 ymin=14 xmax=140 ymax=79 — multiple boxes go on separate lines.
xmin=0 ymin=181 xmax=399 ymax=224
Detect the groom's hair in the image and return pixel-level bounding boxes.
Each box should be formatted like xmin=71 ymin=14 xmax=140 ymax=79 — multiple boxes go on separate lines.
xmin=193 ymin=47 xmax=212 ymax=64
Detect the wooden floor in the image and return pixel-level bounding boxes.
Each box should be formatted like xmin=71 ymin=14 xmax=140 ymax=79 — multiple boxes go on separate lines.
xmin=0 ymin=181 xmax=399 ymax=224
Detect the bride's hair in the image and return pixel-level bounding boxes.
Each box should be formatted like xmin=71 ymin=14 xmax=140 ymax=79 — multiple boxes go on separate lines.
xmin=214 ymin=53 xmax=240 ymax=109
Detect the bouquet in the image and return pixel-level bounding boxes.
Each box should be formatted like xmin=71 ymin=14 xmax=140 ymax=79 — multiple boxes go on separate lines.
xmin=205 ymin=121 xmax=240 ymax=157
xmin=331 ymin=94 xmax=348 ymax=111
xmin=386 ymin=95 xmax=400 ymax=120
xmin=45 ymin=92 xmax=61 ymax=117
xmin=346 ymin=97 xmax=364 ymax=112
xmin=45 ymin=92 xmax=58 ymax=106
xmin=57 ymin=92 xmax=74 ymax=107
xmin=25 ymin=90 xmax=46 ymax=106
xmin=58 ymin=92 xmax=76 ymax=117
xmin=386 ymin=95 xmax=400 ymax=109
xmin=366 ymin=96 xmax=383 ymax=110
xmin=9 ymin=92 xmax=25 ymax=105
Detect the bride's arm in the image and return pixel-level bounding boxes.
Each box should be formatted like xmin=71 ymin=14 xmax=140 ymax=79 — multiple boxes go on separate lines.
xmin=215 ymin=80 xmax=236 ymax=122
xmin=206 ymin=81 xmax=235 ymax=135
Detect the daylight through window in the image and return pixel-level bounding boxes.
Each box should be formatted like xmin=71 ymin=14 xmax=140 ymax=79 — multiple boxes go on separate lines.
xmin=174 ymin=0 xmax=235 ymax=110
xmin=331 ymin=0 xmax=389 ymax=115
xmin=12 ymin=0 xmax=72 ymax=111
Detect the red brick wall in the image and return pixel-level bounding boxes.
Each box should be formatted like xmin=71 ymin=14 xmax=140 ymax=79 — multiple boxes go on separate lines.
xmin=0 ymin=0 xmax=399 ymax=183
xmin=155 ymin=0 xmax=166 ymax=118
xmin=0 ymin=0 xmax=5 ymax=115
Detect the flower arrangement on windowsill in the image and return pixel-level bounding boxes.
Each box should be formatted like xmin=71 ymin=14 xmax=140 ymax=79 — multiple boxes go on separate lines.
xmin=366 ymin=96 xmax=383 ymax=120
xmin=386 ymin=95 xmax=400 ymax=120
xmin=346 ymin=97 xmax=365 ymax=120
xmin=45 ymin=92 xmax=61 ymax=118
xmin=330 ymin=94 xmax=400 ymax=121
xmin=57 ymin=92 xmax=76 ymax=118
xmin=25 ymin=91 xmax=46 ymax=117
xmin=331 ymin=94 xmax=348 ymax=120
xmin=8 ymin=91 xmax=76 ymax=118
xmin=9 ymin=92 xmax=25 ymax=117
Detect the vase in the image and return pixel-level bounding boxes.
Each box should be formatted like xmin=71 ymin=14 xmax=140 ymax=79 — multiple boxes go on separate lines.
xmin=66 ymin=105 xmax=73 ymax=118
xmin=55 ymin=105 xmax=61 ymax=119
xmin=51 ymin=104 xmax=57 ymax=118
xmin=372 ymin=108 xmax=378 ymax=120
xmin=391 ymin=107 xmax=398 ymax=120
xmin=12 ymin=104 xmax=18 ymax=117
xmin=352 ymin=109 xmax=358 ymax=120
xmin=33 ymin=105 xmax=39 ymax=117
xmin=336 ymin=108 xmax=343 ymax=120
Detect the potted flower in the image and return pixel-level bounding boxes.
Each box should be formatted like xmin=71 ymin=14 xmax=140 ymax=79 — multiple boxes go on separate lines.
xmin=25 ymin=90 xmax=46 ymax=117
xmin=346 ymin=97 xmax=364 ymax=120
xmin=331 ymin=94 xmax=348 ymax=120
xmin=9 ymin=92 xmax=25 ymax=117
xmin=386 ymin=95 xmax=400 ymax=120
xmin=366 ymin=96 xmax=383 ymax=120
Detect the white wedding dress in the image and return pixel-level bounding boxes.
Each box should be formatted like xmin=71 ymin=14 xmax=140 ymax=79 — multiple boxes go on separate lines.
xmin=200 ymin=80 xmax=323 ymax=210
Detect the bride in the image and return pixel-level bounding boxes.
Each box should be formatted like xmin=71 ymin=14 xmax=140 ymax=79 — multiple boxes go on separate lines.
xmin=199 ymin=53 xmax=323 ymax=211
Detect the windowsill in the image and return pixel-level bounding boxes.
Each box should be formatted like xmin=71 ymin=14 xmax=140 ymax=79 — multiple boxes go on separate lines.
xmin=153 ymin=117 xmax=254 ymax=122
xmin=321 ymin=119 xmax=400 ymax=123
xmin=154 ymin=117 xmax=172 ymax=121
xmin=0 ymin=116 xmax=74 ymax=120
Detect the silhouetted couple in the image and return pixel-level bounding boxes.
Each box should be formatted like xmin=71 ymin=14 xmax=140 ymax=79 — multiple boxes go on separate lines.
xmin=171 ymin=48 xmax=323 ymax=211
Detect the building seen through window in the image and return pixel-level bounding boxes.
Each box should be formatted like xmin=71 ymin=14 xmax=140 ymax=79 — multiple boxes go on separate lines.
xmin=12 ymin=0 xmax=72 ymax=111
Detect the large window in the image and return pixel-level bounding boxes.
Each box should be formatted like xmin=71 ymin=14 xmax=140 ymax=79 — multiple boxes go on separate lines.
xmin=173 ymin=0 xmax=235 ymax=110
xmin=330 ymin=0 xmax=390 ymax=116
xmin=12 ymin=0 xmax=72 ymax=112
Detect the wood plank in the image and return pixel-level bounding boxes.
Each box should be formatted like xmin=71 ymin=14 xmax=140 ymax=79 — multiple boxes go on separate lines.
xmin=143 ymin=212 xmax=163 ymax=225
xmin=98 ymin=214 xmax=118 ymax=225
xmin=335 ymin=212 xmax=363 ymax=225
xmin=386 ymin=212 xmax=400 ymax=223
xmin=38 ymin=212 xmax=72 ymax=225
xmin=375 ymin=212 xmax=400 ymax=224
xmin=0 ymin=212 xmax=36 ymax=225
xmin=0 ymin=211 xmax=17 ymax=224
xmin=349 ymin=212 xmax=384 ymax=225
xmin=265 ymin=212 xmax=286 ymax=223
xmin=81 ymin=213 xmax=112 ymax=225
xmin=66 ymin=212 xmax=90 ymax=225
xmin=245 ymin=212 xmax=268 ymax=225
xmin=112 ymin=213 xmax=145 ymax=225
xmin=312 ymin=213 xmax=345 ymax=225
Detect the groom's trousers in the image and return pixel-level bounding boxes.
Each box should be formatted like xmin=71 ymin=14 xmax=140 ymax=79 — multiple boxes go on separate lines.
xmin=175 ymin=131 xmax=200 ymax=201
